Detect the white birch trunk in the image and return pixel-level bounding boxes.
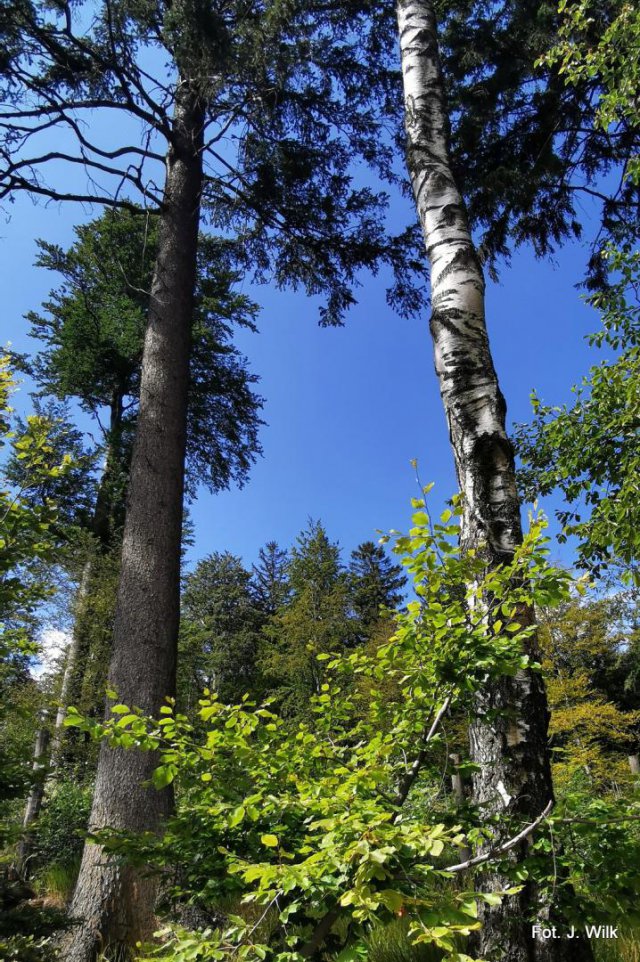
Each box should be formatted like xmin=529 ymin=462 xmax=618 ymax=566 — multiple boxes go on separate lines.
xmin=395 ymin=3 xmax=592 ymax=960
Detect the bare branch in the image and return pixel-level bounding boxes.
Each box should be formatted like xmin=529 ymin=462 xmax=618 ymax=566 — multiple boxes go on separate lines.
xmin=442 ymin=800 xmax=554 ymax=874
xmin=394 ymin=694 xmax=452 ymax=807
xmin=0 ymin=174 xmax=148 ymax=211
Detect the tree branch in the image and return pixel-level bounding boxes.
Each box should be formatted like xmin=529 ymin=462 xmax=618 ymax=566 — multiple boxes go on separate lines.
xmin=394 ymin=694 xmax=452 ymax=807
xmin=441 ymin=800 xmax=554 ymax=874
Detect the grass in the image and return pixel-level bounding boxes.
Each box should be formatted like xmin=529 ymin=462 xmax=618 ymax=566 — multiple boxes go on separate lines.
xmin=97 ymin=948 xmax=136 ymax=962
xmin=35 ymin=858 xmax=81 ymax=908
xmin=362 ymin=918 xmax=445 ymax=962
xmin=593 ymin=932 xmax=640 ymax=962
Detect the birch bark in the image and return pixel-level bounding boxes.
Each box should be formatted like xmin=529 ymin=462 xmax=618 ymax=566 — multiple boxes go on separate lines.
xmin=395 ymin=2 xmax=592 ymax=959
xmin=63 ymin=79 xmax=205 ymax=962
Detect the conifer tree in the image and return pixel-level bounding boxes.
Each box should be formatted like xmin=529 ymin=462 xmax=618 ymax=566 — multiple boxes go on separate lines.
xmin=179 ymin=552 xmax=265 ymax=707
xmin=18 ymin=209 xmax=264 ymax=522
xmin=261 ymin=522 xmax=355 ymax=713
xmin=349 ymin=541 xmax=406 ymax=631
xmin=252 ymin=542 xmax=291 ymax=616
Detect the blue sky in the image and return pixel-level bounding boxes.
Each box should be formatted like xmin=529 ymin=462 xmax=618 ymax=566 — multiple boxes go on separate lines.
xmin=2 ymin=177 xmax=600 ymax=574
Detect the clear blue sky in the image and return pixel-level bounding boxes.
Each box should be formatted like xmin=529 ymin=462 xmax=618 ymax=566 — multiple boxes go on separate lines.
xmin=1 ymin=175 xmax=600 ymax=573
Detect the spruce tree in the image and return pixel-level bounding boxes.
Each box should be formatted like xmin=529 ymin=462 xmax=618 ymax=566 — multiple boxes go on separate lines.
xmin=252 ymin=541 xmax=290 ymax=616
xmin=180 ymin=552 xmax=265 ymax=706
xmin=349 ymin=540 xmax=406 ymax=630
xmin=261 ymin=522 xmax=356 ymax=712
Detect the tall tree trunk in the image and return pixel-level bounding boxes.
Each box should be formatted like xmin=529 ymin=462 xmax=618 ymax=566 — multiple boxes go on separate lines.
xmin=395 ymin=3 xmax=592 ymax=960
xmin=48 ymin=560 xmax=93 ymax=772
xmin=64 ymin=80 xmax=205 ymax=962
xmin=91 ymin=389 xmax=127 ymax=547
xmin=16 ymin=711 xmax=50 ymax=876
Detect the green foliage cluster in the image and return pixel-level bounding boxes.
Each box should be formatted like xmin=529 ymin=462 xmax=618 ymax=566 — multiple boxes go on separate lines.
xmin=66 ymin=496 xmax=575 ymax=962
xmin=0 ymin=358 xmax=74 ymax=829
xmin=541 ymin=0 xmax=640 ymax=183
xmin=515 ymin=246 xmax=640 ymax=581
xmin=539 ymin=594 xmax=640 ymax=791
xmin=31 ymin=781 xmax=91 ymax=874
xmin=0 ymin=358 xmax=73 ymax=654
xmin=362 ymin=918 xmax=446 ymax=962
xmin=530 ymin=791 xmax=640 ymax=927
xmin=178 ymin=522 xmax=406 ymax=714
xmin=0 ymin=356 xmax=79 ymax=958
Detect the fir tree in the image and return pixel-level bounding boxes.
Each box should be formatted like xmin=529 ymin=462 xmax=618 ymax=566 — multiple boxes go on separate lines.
xmin=261 ymin=521 xmax=355 ymax=713
xmin=16 ymin=209 xmax=264 ymax=520
xmin=349 ymin=540 xmax=406 ymax=630
xmin=252 ymin=541 xmax=290 ymax=616
xmin=180 ymin=552 xmax=265 ymax=707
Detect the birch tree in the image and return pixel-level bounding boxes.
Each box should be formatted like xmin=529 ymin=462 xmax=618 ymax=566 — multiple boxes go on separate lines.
xmin=395 ymin=1 xmax=593 ymax=959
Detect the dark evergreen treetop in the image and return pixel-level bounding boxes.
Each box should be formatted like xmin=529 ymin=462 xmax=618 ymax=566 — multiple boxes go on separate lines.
xmin=180 ymin=550 xmax=264 ymax=703
xmin=288 ymin=520 xmax=346 ymax=598
xmin=349 ymin=540 xmax=406 ymax=629
xmin=251 ymin=541 xmax=290 ymax=615
xmin=0 ymin=0 xmax=426 ymax=325
xmin=15 ymin=208 xmax=264 ymax=500
xmin=2 ymin=0 xmax=636 ymax=311
xmin=436 ymin=0 xmax=640 ymax=281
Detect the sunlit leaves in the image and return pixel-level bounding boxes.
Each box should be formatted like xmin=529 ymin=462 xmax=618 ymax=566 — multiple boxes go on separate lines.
xmin=81 ymin=492 xmax=573 ymax=962
xmin=515 ymin=246 xmax=640 ymax=582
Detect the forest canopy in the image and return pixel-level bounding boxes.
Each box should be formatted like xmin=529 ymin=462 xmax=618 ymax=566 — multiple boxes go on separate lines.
xmin=1 ymin=0 xmax=639 ymax=961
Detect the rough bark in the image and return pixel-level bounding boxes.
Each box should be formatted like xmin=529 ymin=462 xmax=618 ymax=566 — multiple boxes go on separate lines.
xmin=63 ymin=80 xmax=205 ymax=962
xmin=449 ymin=752 xmax=464 ymax=804
xmin=395 ymin=3 xmax=592 ymax=960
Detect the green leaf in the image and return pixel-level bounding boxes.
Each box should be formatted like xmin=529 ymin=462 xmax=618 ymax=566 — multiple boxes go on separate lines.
xmin=229 ymin=806 xmax=246 ymax=827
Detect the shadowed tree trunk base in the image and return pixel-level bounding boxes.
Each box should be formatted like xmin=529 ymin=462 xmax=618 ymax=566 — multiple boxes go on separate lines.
xmin=64 ymin=850 xmax=158 ymax=961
